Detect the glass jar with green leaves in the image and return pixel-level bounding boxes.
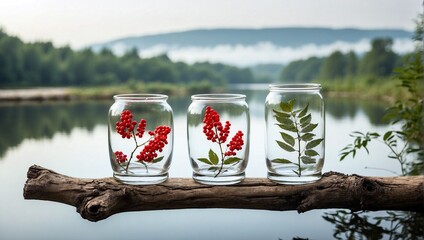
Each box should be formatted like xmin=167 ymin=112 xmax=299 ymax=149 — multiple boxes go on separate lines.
xmin=265 ymin=84 xmax=325 ymax=184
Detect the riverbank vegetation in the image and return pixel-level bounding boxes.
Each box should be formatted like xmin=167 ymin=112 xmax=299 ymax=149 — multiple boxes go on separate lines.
xmin=0 ymin=29 xmax=255 ymax=88
xmin=69 ymin=80 xmax=217 ymax=99
xmin=0 ymin=25 xmax=421 ymax=100
xmin=339 ymin=14 xmax=423 ymax=176
xmin=279 ymin=37 xmax=422 ymax=100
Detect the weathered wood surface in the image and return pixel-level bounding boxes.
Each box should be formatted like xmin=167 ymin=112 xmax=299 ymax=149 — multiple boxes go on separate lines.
xmin=24 ymin=165 xmax=424 ymax=222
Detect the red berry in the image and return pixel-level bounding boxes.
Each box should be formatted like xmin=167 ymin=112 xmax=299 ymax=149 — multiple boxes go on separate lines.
xmin=115 ymin=151 xmax=128 ymax=163
xmin=137 ymin=125 xmax=171 ymax=163
xmin=225 ymin=131 xmax=244 ymax=156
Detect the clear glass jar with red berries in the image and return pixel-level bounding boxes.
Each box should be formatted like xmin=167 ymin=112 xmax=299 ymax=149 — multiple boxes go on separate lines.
xmin=187 ymin=94 xmax=250 ymax=185
xmin=108 ymin=94 xmax=173 ymax=185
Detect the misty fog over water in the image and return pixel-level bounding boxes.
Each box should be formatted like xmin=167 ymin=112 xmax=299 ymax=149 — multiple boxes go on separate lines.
xmin=109 ymin=38 xmax=415 ymax=66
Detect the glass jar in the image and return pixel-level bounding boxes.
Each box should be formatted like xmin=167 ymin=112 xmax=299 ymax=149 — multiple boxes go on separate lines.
xmin=108 ymin=94 xmax=173 ymax=185
xmin=187 ymin=94 xmax=250 ymax=185
xmin=265 ymin=84 xmax=325 ymax=184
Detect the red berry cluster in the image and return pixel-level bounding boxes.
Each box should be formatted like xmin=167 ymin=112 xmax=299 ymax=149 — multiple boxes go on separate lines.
xmin=136 ymin=119 xmax=147 ymax=138
xmin=202 ymin=106 xmax=245 ymax=156
xmin=114 ymin=151 xmax=128 ymax=163
xmin=116 ymin=110 xmax=137 ymax=139
xmin=203 ymin=106 xmax=231 ymax=143
xmin=137 ymin=125 xmax=171 ymax=162
xmin=116 ymin=110 xmax=147 ymax=139
xmin=114 ymin=110 xmax=171 ymax=167
xmin=225 ymin=131 xmax=244 ymax=156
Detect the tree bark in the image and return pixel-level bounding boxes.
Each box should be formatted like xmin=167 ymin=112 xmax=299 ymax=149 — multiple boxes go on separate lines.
xmin=23 ymin=165 xmax=424 ymax=222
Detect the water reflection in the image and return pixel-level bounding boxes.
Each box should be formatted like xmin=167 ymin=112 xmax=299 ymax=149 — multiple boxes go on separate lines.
xmin=0 ymin=91 xmax=389 ymax=158
xmin=323 ymin=210 xmax=424 ymax=240
xmin=0 ymin=101 xmax=110 ymax=157
xmin=0 ymin=92 xmax=421 ymax=239
xmin=325 ymin=97 xmax=388 ymax=126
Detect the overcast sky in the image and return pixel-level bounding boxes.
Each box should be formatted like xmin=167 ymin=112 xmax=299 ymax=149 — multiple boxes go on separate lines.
xmin=0 ymin=0 xmax=422 ymax=48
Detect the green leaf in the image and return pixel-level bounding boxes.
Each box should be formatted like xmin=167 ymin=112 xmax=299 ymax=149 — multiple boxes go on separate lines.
xmin=339 ymin=152 xmax=349 ymax=161
xmin=301 ymin=133 xmax=315 ymax=141
xmin=369 ymin=132 xmax=380 ymax=138
xmin=301 ymin=156 xmax=316 ymax=164
xmin=386 ymin=135 xmax=395 ymax=143
xmin=280 ymin=132 xmax=295 ymax=146
xmin=352 ymin=131 xmax=365 ymax=136
xmin=273 ymin=109 xmax=291 ymax=118
xmin=292 ymin=109 xmax=302 ymax=115
xmin=208 ymin=166 xmax=219 ymax=172
xmin=209 ymin=149 xmax=219 ymax=165
xmin=301 ymin=123 xmax=318 ymax=133
xmin=276 ymin=116 xmax=294 ymax=125
xmin=152 ymin=156 xmax=164 ymax=163
xmin=288 ymin=99 xmax=295 ymax=111
xmin=300 ymin=114 xmax=312 ymax=127
xmin=306 ymin=138 xmax=324 ymax=149
xmin=298 ymin=103 xmax=309 ymax=118
xmin=271 ymin=158 xmax=293 ymax=164
xmin=223 ymin=157 xmax=242 ymax=165
xmin=279 ymin=101 xmax=292 ymax=112
xmin=276 ymin=140 xmax=296 ymax=152
xmin=198 ymin=157 xmax=213 ymax=165
xmin=383 ymin=131 xmax=393 ymax=141
xmin=277 ymin=124 xmax=297 ymax=132
xmin=305 ymin=149 xmax=319 ymax=157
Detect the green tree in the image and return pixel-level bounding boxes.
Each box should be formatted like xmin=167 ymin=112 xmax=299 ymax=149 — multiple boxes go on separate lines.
xmin=319 ymin=51 xmax=347 ymax=80
xmin=359 ymin=38 xmax=399 ymax=77
xmin=345 ymin=51 xmax=358 ymax=76
xmin=0 ymin=29 xmax=276 ymax=87
xmin=280 ymin=57 xmax=323 ymax=82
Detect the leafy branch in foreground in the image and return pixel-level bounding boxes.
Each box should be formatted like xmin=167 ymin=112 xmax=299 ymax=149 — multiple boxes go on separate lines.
xmin=339 ymin=50 xmax=424 ymax=175
xmin=272 ymin=99 xmax=323 ymax=176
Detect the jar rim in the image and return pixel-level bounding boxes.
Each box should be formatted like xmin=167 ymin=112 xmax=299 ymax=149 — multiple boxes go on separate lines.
xmin=269 ymin=83 xmax=321 ymax=91
xmin=191 ymin=93 xmax=246 ymax=101
xmin=113 ymin=94 xmax=168 ymax=101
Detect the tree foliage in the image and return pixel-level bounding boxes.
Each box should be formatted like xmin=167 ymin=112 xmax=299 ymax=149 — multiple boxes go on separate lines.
xmin=0 ymin=29 xmax=255 ymax=87
xmin=279 ymin=38 xmax=403 ymax=83
xmin=359 ymin=38 xmax=399 ymax=77
xmin=339 ymin=16 xmax=424 ymax=175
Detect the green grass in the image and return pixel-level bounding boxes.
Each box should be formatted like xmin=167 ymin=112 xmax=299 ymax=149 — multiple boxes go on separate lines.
xmin=69 ymin=81 xmax=216 ymax=99
xmin=318 ymin=75 xmax=421 ymax=102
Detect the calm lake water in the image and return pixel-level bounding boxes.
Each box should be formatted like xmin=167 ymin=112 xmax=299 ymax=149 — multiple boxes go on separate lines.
xmin=0 ymin=89 xmax=422 ymax=240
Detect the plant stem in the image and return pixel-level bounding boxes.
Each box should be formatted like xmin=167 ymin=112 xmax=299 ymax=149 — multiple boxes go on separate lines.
xmin=378 ymin=138 xmax=409 ymax=176
xmin=214 ymin=125 xmax=226 ymax=178
xmin=293 ymin=113 xmax=302 ymax=177
xmin=387 ymin=142 xmax=408 ymax=176
xmin=124 ymin=130 xmax=151 ymax=173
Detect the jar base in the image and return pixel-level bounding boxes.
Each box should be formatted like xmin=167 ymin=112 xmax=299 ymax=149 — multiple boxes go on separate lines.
xmin=192 ymin=172 xmax=245 ymax=185
xmin=113 ymin=172 xmax=168 ymax=185
xmin=267 ymin=172 xmax=321 ymax=185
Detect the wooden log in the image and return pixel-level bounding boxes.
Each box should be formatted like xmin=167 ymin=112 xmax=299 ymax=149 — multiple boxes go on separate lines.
xmin=23 ymin=165 xmax=424 ymax=222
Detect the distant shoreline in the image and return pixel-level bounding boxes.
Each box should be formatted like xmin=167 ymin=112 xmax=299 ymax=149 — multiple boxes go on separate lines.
xmin=0 ymin=86 xmax=397 ymax=102
xmin=0 ymin=88 xmax=73 ymax=101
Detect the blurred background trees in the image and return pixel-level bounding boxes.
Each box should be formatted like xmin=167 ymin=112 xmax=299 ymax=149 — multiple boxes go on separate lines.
xmin=0 ymin=28 xmax=413 ymax=89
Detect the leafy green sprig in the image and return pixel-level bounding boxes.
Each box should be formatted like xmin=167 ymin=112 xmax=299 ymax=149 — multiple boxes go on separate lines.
xmin=272 ymin=99 xmax=323 ymax=176
xmin=339 ymin=52 xmax=423 ymax=175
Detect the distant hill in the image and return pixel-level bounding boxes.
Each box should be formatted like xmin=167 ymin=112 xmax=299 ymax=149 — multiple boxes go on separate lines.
xmin=89 ymin=27 xmax=413 ymax=66
xmin=90 ymin=27 xmax=412 ymax=51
